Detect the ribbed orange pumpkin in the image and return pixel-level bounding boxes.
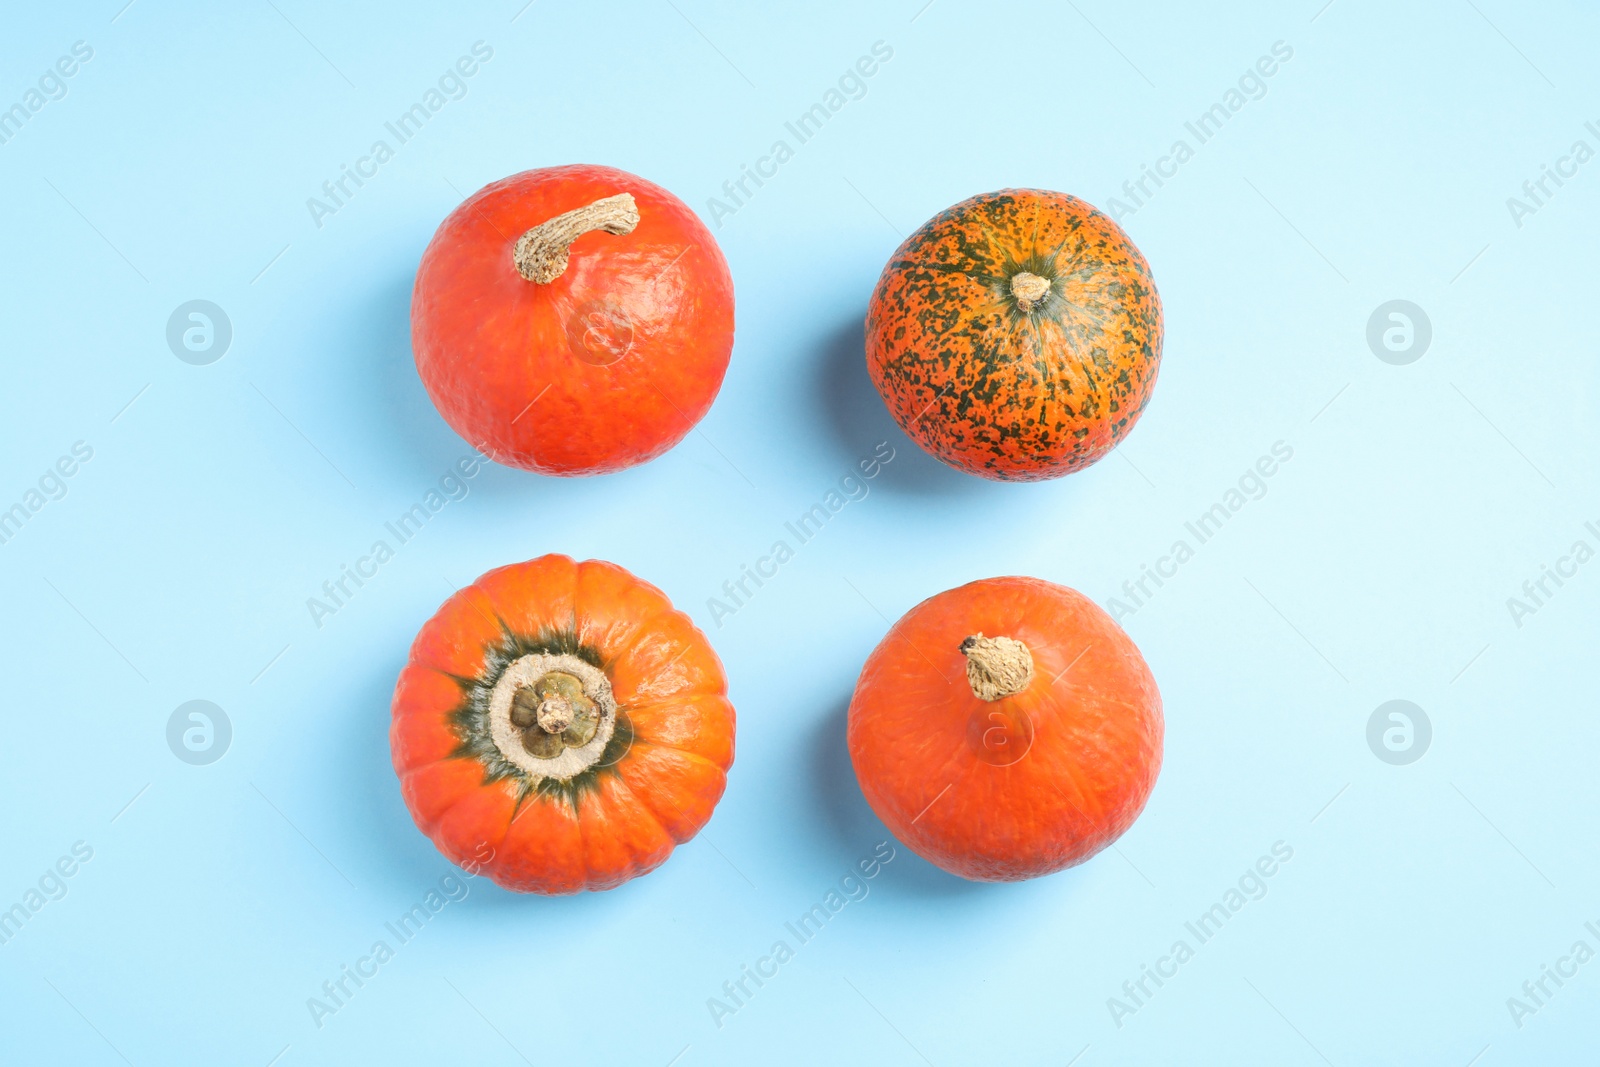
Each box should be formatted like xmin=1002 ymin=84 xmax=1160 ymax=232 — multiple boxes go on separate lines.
xmin=848 ymin=576 xmax=1162 ymax=881
xmin=390 ymin=555 xmax=735 ymax=893
xmin=866 ymin=189 xmax=1162 ymax=481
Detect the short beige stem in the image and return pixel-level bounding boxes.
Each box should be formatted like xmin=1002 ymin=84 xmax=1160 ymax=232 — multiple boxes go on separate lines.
xmin=513 ymin=193 xmax=639 ymax=284
xmin=960 ymin=634 xmax=1034 ymax=701
xmin=536 ymin=696 xmax=574 ymax=734
xmin=1010 ymin=272 xmax=1051 ymax=311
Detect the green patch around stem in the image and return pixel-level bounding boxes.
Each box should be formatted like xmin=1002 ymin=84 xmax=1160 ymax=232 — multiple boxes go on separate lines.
xmin=443 ymin=622 xmax=634 ymax=813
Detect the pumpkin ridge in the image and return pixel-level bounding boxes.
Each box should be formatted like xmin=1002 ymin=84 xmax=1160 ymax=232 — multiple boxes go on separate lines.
xmin=425 ymin=666 xmax=481 ymax=690
xmin=603 ymin=600 xmax=684 ymax=669
xmin=625 ymin=737 xmax=726 ymax=772
xmin=398 ymin=766 xmax=451 ymax=833
xmin=620 ymin=689 xmax=730 ymax=719
xmin=886 ymin=259 xmax=1000 ymax=286
xmin=615 ymin=745 xmax=731 ymax=846
xmin=1041 ymin=223 xmax=1074 ymax=264
xmin=569 ymin=789 xmax=599 ymax=890
xmin=400 ymin=763 xmax=515 ymax=841
xmin=606 ymin=772 xmax=676 ymax=845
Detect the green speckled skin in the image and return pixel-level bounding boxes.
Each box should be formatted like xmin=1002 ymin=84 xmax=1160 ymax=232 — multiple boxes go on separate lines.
xmin=865 ymin=189 xmax=1163 ymax=481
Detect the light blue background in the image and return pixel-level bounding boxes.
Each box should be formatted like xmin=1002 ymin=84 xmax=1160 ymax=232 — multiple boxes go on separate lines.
xmin=2 ymin=1 xmax=1596 ymax=1064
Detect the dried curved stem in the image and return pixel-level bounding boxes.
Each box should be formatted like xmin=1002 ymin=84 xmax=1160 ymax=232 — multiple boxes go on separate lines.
xmin=513 ymin=193 xmax=639 ymax=283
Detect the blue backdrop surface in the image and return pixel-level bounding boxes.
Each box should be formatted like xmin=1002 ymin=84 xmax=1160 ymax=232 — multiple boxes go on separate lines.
xmin=1 ymin=1 xmax=1597 ymax=1064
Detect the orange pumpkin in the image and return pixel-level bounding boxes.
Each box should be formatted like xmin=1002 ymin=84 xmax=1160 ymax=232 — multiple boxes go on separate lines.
xmin=411 ymin=164 xmax=735 ymax=476
xmin=866 ymin=189 xmax=1162 ymax=481
xmin=390 ymin=555 xmax=734 ymax=893
xmin=847 ymin=576 xmax=1161 ymax=881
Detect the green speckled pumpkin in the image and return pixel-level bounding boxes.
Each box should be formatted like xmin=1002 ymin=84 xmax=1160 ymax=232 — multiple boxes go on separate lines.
xmin=865 ymin=189 xmax=1163 ymax=481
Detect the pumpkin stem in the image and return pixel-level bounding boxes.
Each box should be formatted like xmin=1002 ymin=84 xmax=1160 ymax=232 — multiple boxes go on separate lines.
xmin=513 ymin=193 xmax=640 ymax=284
xmin=960 ymin=633 xmax=1034 ymax=700
xmin=1010 ymin=271 xmax=1051 ymax=311
xmin=488 ymin=653 xmax=619 ymax=781
xmin=535 ymin=696 xmax=575 ymax=734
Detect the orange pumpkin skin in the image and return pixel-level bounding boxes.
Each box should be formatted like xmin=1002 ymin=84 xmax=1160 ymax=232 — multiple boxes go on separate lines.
xmin=866 ymin=189 xmax=1162 ymax=481
xmin=847 ymin=576 xmax=1161 ymax=881
xmin=411 ymin=164 xmax=735 ymax=476
xmin=390 ymin=555 xmax=735 ymax=893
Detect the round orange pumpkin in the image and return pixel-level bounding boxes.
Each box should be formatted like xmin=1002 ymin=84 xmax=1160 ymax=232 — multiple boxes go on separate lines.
xmin=390 ymin=554 xmax=734 ymax=893
xmin=866 ymin=189 xmax=1162 ymax=481
xmin=411 ymin=164 xmax=735 ymax=476
xmin=847 ymin=576 xmax=1161 ymax=881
